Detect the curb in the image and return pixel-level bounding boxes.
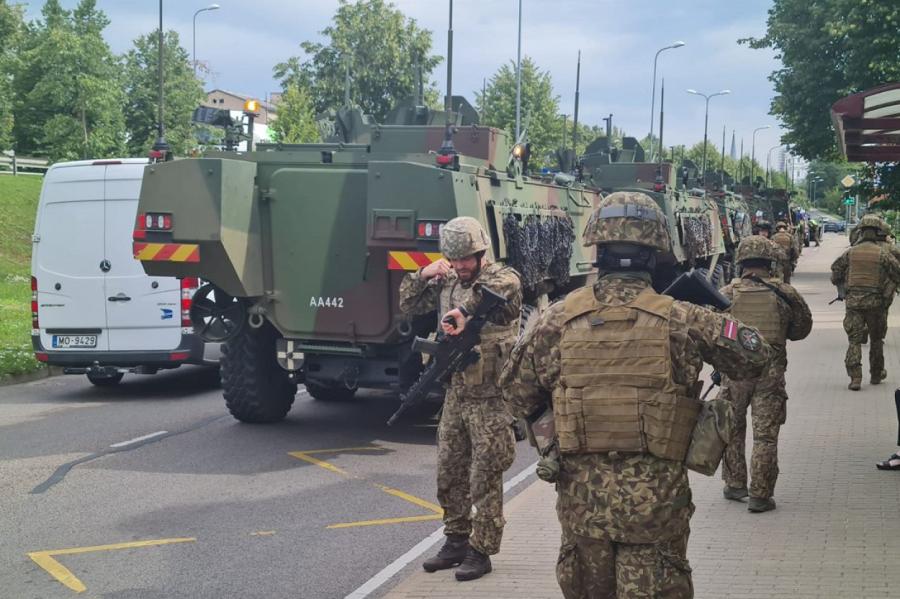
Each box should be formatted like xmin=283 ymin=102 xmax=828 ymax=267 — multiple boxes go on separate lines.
xmin=0 ymin=365 xmax=64 ymax=387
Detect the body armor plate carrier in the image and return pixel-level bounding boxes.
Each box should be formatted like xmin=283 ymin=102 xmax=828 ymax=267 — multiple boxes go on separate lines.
xmin=555 ymin=286 xmax=701 ymax=462
xmin=730 ymin=282 xmax=787 ymax=345
xmin=848 ymin=243 xmax=882 ymax=290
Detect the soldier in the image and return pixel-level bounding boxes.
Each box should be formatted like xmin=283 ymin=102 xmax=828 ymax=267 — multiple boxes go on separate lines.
xmin=831 ymin=214 xmax=900 ymax=391
xmin=772 ymin=221 xmax=798 ymax=283
xmin=875 ymin=220 xmax=900 ymax=308
xmin=398 ymin=216 xmax=522 ymax=581
xmin=719 ymin=236 xmax=812 ymax=513
xmin=752 ymin=219 xmax=773 ymax=238
xmin=499 ymin=192 xmax=771 ymax=598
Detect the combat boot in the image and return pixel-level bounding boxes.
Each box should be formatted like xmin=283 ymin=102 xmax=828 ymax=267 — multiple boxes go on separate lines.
xmin=748 ymin=497 xmax=776 ymax=513
xmin=872 ymin=370 xmax=887 ymax=385
xmin=723 ymin=486 xmax=749 ymax=501
xmin=423 ymin=534 xmax=469 ymax=572
xmin=454 ymin=547 xmax=492 ymax=581
xmin=848 ymin=378 xmax=862 ymax=391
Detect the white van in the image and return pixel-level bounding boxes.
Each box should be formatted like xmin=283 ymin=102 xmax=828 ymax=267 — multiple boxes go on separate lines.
xmin=30 ymin=159 xmax=219 ymax=386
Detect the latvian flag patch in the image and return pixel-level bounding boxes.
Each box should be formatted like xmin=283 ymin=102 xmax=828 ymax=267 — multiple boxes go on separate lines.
xmin=722 ymin=318 xmax=739 ymax=340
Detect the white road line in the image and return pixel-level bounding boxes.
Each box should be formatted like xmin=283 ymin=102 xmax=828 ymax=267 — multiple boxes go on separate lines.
xmin=109 ymin=431 xmax=168 ymax=448
xmin=344 ymin=460 xmax=537 ymax=599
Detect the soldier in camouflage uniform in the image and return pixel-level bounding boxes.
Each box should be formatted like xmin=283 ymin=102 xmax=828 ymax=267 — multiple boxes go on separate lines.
xmin=399 ymin=216 xmax=522 ymax=581
xmin=772 ymin=221 xmax=798 ymax=283
xmin=831 ymin=214 xmax=900 ymax=390
xmin=752 ymin=219 xmax=773 ymax=238
xmin=499 ymin=192 xmax=771 ymax=599
xmin=719 ymin=236 xmax=812 ymax=513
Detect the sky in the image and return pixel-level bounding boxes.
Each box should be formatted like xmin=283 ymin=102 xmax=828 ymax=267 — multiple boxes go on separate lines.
xmin=22 ymin=0 xmax=795 ymax=170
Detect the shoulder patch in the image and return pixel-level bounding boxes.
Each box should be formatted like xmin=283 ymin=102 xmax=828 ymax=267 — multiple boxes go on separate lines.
xmin=738 ymin=327 xmax=762 ymax=351
xmin=721 ymin=318 xmax=739 ymax=341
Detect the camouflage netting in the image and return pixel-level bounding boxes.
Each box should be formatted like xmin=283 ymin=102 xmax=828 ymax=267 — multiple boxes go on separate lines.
xmin=503 ymin=212 xmax=575 ymax=292
xmin=682 ymin=215 xmax=714 ymax=262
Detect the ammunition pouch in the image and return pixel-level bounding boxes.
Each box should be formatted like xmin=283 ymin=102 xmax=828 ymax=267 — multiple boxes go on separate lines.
xmin=684 ymin=398 xmax=734 ymax=476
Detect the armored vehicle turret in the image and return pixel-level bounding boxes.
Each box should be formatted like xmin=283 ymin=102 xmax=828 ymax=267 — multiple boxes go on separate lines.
xmin=134 ymin=98 xmax=600 ymax=422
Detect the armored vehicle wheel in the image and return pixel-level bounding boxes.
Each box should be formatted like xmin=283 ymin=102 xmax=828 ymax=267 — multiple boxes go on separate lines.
xmin=87 ymin=372 xmax=124 ymax=386
xmin=221 ymin=323 xmax=297 ymax=423
xmin=305 ymin=381 xmax=357 ymax=402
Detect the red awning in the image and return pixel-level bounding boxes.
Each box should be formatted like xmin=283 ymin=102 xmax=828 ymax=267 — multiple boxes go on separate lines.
xmin=831 ymin=82 xmax=900 ymax=162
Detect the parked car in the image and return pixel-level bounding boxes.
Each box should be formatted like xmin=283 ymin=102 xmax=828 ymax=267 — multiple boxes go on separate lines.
xmin=823 ymin=220 xmax=846 ymax=232
xmin=31 ymin=159 xmax=220 ymax=386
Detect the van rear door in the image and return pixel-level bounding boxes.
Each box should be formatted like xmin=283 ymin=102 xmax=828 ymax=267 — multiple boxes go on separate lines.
xmin=34 ymin=164 xmax=109 ymax=351
xmin=103 ymin=161 xmax=182 ymax=352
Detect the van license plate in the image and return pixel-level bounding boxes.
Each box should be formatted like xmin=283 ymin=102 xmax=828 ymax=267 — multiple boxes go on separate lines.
xmin=52 ymin=335 xmax=97 ymax=348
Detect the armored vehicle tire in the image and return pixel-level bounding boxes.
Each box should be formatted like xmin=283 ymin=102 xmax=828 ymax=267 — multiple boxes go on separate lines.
xmin=305 ymin=382 xmax=357 ymax=402
xmin=221 ymin=323 xmax=297 ymax=423
xmin=87 ymin=372 xmax=124 ymax=386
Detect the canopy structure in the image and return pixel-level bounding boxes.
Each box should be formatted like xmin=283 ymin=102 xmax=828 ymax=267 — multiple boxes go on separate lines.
xmin=831 ymin=82 xmax=900 ymax=162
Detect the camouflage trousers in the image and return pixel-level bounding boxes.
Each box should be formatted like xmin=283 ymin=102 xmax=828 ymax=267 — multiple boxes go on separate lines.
xmin=720 ymin=360 xmax=788 ymax=500
xmin=436 ymin=388 xmax=515 ymax=555
xmin=556 ymin=526 xmax=693 ymax=599
xmin=843 ymin=307 xmax=888 ymax=379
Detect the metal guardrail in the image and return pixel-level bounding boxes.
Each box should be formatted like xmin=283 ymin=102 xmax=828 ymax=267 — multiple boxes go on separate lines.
xmin=0 ymin=153 xmax=49 ymax=176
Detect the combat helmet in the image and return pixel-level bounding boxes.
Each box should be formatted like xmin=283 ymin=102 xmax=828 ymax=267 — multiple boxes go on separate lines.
xmin=774 ymin=221 xmax=789 ymax=232
xmin=582 ymin=191 xmax=670 ymax=252
xmin=857 ymin=213 xmax=885 ymax=232
xmin=440 ymin=216 xmax=491 ymax=260
xmin=735 ymin=235 xmax=779 ymax=264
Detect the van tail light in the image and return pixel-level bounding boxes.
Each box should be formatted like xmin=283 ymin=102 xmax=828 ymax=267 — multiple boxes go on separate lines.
xmin=180 ymin=277 xmax=199 ymax=329
xmin=31 ymin=276 xmax=39 ymax=333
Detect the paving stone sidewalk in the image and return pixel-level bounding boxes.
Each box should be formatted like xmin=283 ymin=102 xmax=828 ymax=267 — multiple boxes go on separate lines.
xmin=381 ymin=233 xmax=900 ymax=599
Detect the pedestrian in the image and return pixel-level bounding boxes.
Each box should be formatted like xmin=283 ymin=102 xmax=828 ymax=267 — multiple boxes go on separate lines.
xmin=499 ymin=192 xmax=771 ymax=599
xmin=831 ymin=214 xmax=900 ymax=391
xmin=875 ymin=389 xmax=900 ymax=470
xmin=719 ymin=236 xmax=813 ymax=513
xmin=772 ymin=221 xmax=797 ymax=283
xmin=398 ymin=216 xmax=522 ymax=581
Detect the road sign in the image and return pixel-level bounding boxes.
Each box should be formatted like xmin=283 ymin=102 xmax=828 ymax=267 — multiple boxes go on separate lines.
xmin=844 ymin=197 xmax=856 ymax=205
xmin=841 ymin=175 xmax=856 ymax=188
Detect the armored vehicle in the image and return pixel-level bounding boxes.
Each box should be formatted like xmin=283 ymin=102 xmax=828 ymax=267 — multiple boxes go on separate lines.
xmin=134 ymin=98 xmax=600 ymax=422
xmin=579 ymin=137 xmax=726 ymax=287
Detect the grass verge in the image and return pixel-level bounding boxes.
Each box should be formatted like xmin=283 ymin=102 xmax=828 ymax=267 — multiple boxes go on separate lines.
xmin=0 ymin=175 xmax=43 ymax=379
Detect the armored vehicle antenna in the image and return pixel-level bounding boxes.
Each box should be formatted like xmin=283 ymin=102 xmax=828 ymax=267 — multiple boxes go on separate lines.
xmin=416 ymin=63 xmax=424 ymax=106
xmin=151 ymin=0 xmax=170 ymax=161
xmin=658 ymin=79 xmax=665 ymax=164
xmin=343 ymin=59 xmax=351 ymax=106
xmin=445 ymin=0 xmax=453 ymax=115
xmin=572 ymin=50 xmax=581 ymax=152
xmin=603 ymin=114 xmax=613 ymax=141
xmin=481 ymin=78 xmax=486 ymax=122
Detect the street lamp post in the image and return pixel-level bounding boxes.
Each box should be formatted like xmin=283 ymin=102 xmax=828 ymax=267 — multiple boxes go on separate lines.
xmin=649 ymin=41 xmax=685 ymax=160
xmin=686 ymin=88 xmax=730 ymax=182
xmin=750 ymin=125 xmax=770 ymax=188
xmin=765 ymin=144 xmax=781 ymax=189
xmin=193 ymin=4 xmax=220 ymax=77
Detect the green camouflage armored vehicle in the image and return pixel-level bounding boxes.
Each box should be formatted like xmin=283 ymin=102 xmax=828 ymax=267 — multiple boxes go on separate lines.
xmin=134 ymin=97 xmax=600 ymax=422
xmin=579 ymin=137 xmax=726 ymax=287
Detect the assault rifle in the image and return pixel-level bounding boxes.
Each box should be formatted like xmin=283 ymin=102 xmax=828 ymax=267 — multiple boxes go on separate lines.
xmin=386 ymin=286 xmax=508 ymax=426
xmin=662 ymin=269 xmax=732 ymax=311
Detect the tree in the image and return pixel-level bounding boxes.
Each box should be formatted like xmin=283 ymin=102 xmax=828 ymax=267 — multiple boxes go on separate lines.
xmin=477 ymin=57 xmax=560 ymax=167
xmin=741 ymin=0 xmax=900 ymax=160
xmin=274 ymin=0 xmax=442 ymax=121
xmin=122 ymin=30 xmax=204 ymax=156
xmin=12 ymin=0 xmax=125 ymax=160
xmin=270 ymin=86 xmax=319 ymax=144
xmin=0 ymin=1 xmax=25 ymax=151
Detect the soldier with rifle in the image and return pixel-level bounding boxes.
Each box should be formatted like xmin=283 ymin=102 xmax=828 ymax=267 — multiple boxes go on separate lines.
xmin=397 ymin=217 xmax=522 ymax=581
xmin=500 ymin=192 xmax=771 ymax=598
xmin=718 ymin=236 xmax=812 ymax=513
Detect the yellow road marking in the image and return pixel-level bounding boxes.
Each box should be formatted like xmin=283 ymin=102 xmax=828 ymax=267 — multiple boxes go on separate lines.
xmin=377 ymin=485 xmax=442 ymax=514
xmin=288 ymin=451 xmax=349 ymax=475
xmin=327 ymin=514 xmax=443 ymax=529
xmin=27 ymin=537 xmax=195 ymax=593
xmin=297 ymin=446 xmax=386 ymax=456
xmin=250 ymin=531 xmax=276 ymax=537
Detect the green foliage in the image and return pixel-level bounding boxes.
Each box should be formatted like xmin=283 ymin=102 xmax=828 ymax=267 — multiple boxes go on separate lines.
xmin=271 ymin=86 xmax=319 ymax=144
xmin=0 ymin=1 xmax=25 ymax=151
xmin=12 ymin=0 xmax=126 ymax=161
xmin=122 ymin=30 xmax=204 ymax=156
xmin=803 ymin=159 xmax=857 ymax=206
xmin=0 ymin=175 xmax=42 ymax=377
xmin=741 ymin=0 xmax=900 ymax=160
xmin=477 ymin=57 xmax=560 ymax=167
xmin=858 ymin=163 xmax=900 ymax=210
xmin=274 ymin=0 xmax=442 ymax=121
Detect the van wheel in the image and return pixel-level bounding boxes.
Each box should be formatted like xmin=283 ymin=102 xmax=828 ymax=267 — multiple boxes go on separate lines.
xmin=305 ymin=382 xmax=357 ymax=402
xmin=221 ymin=323 xmax=297 ymax=423
xmin=87 ymin=372 xmax=124 ymax=386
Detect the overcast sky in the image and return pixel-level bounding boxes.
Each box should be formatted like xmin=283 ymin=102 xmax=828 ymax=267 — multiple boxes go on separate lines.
xmin=23 ymin=0 xmax=792 ymax=165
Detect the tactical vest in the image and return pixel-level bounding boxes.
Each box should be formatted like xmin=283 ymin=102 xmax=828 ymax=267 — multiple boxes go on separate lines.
xmin=848 ymin=243 xmax=882 ymax=290
xmin=730 ymin=280 xmax=787 ymax=345
xmin=555 ymin=286 xmax=701 ymax=462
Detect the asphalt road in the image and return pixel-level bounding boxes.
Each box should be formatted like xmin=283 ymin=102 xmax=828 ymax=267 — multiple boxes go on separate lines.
xmin=0 ymin=369 xmax=537 ymax=599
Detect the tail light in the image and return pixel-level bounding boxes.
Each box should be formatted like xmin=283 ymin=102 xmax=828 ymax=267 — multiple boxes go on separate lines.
xmin=31 ymin=276 xmax=39 ymax=334
xmin=134 ymin=212 xmax=172 ymax=240
xmin=416 ymin=220 xmax=444 ymax=240
xmin=180 ymin=277 xmax=199 ymax=331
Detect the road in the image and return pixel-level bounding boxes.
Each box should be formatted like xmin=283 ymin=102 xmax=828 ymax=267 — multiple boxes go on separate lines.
xmin=0 ymin=369 xmax=537 ymax=599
